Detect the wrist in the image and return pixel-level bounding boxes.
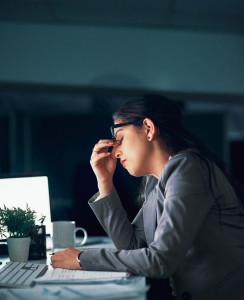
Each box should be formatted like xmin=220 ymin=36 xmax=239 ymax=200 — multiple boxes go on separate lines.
xmin=77 ymin=251 xmax=83 ymax=270
xmin=98 ymin=181 xmax=114 ymax=198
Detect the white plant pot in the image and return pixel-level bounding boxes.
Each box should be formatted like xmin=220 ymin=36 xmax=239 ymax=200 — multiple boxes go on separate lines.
xmin=7 ymin=237 xmax=31 ymax=262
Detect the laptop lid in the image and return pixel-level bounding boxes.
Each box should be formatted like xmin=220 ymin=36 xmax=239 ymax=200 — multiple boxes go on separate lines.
xmin=0 ymin=176 xmax=52 ymax=237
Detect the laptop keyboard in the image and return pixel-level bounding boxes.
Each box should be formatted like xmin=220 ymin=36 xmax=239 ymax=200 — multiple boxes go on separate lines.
xmin=0 ymin=262 xmax=48 ymax=288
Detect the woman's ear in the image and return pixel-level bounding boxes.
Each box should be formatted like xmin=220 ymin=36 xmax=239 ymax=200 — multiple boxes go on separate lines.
xmin=143 ymin=118 xmax=156 ymax=141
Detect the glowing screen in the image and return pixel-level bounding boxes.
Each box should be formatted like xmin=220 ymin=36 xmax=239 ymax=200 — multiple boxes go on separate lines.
xmin=0 ymin=176 xmax=51 ymax=236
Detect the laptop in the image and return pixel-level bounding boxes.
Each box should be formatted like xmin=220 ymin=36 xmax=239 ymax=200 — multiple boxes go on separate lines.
xmin=0 ymin=176 xmax=52 ymax=238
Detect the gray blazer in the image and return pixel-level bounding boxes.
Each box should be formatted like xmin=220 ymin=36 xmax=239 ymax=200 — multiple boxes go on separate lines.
xmin=81 ymin=153 xmax=244 ymax=300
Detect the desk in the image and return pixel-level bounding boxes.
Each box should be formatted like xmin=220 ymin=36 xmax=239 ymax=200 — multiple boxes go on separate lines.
xmin=0 ymin=236 xmax=147 ymax=300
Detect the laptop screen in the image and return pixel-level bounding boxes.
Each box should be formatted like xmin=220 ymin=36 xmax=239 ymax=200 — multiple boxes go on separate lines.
xmin=0 ymin=176 xmax=52 ymax=237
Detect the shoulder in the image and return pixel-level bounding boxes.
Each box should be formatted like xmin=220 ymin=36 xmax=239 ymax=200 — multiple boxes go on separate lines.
xmin=160 ymin=153 xmax=210 ymax=195
xmin=164 ymin=152 xmax=206 ymax=173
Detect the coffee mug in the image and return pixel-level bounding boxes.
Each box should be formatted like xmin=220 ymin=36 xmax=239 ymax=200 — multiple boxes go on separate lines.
xmin=52 ymin=221 xmax=88 ymax=249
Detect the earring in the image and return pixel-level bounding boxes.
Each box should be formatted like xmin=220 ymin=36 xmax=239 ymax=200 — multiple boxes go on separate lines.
xmin=147 ymin=136 xmax=151 ymax=141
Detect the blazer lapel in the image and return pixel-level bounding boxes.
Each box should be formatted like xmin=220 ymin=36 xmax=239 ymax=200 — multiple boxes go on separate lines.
xmin=143 ymin=188 xmax=157 ymax=245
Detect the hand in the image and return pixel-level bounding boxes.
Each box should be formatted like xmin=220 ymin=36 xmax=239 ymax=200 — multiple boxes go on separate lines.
xmin=51 ymin=248 xmax=83 ymax=270
xmin=90 ymin=139 xmax=120 ymax=190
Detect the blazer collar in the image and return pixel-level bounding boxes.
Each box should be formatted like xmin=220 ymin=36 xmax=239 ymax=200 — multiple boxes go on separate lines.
xmin=143 ymin=177 xmax=158 ymax=245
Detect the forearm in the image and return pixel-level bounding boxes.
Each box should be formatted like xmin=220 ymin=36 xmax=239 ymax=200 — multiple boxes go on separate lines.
xmin=89 ymin=188 xmax=146 ymax=250
xmin=80 ymin=247 xmax=169 ymax=278
xmin=97 ymin=181 xmax=114 ymax=198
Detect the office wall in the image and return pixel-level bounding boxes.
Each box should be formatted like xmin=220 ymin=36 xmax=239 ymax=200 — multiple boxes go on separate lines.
xmin=0 ymin=22 xmax=244 ymax=96
xmin=0 ymin=116 xmax=9 ymax=173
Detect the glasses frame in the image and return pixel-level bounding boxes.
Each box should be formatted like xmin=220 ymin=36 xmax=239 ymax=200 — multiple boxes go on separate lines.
xmin=110 ymin=120 xmax=143 ymax=140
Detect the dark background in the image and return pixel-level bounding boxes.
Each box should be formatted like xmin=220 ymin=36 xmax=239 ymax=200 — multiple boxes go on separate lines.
xmin=0 ymin=101 xmax=240 ymax=236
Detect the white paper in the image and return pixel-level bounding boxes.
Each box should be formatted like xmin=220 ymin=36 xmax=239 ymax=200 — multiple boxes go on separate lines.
xmin=35 ymin=268 xmax=129 ymax=284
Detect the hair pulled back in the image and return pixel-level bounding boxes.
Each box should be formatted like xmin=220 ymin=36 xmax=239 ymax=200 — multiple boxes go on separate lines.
xmin=114 ymin=94 xmax=217 ymax=159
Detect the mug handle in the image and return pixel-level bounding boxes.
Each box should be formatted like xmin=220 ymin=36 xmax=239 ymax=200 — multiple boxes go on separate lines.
xmin=74 ymin=227 xmax=88 ymax=246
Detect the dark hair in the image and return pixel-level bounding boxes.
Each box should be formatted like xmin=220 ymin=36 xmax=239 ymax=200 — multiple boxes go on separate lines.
xmin=113 ymin=94 xmax=243 ymax=208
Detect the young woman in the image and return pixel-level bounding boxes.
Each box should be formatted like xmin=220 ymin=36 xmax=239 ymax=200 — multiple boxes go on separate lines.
xmin=51 ymin=94 xmax=244 ymax=300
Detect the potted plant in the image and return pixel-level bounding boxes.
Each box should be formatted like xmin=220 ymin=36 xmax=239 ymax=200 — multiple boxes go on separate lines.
xmin=0 ymin=205 xmax=36 ymax=262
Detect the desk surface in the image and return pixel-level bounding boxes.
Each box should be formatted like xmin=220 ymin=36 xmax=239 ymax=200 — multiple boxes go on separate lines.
xmin=0 ymin=236 xmax=147 ymax=300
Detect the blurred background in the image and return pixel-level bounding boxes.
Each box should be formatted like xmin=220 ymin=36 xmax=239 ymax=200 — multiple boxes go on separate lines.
xmin=0 ymin=0 xmax=243 ymax=236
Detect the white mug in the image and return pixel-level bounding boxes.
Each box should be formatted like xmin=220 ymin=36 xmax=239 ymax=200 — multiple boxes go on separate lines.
xmin=52 ymin=221 xmax=88 ymax=249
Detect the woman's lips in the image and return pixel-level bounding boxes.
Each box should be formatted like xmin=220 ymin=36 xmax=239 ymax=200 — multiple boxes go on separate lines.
xmin=121 ymin=160 xmax=126 ymax=167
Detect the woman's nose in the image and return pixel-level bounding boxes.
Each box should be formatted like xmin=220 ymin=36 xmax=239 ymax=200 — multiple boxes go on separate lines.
xmin=114 ymin=148 xmax=121 ymax=158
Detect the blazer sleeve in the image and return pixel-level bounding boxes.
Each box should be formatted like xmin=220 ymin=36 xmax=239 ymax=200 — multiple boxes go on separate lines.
xmin=81 ymin=154 xmax=215 ymax=277
xmin=88 ymin=189 xmax=147 ymax=250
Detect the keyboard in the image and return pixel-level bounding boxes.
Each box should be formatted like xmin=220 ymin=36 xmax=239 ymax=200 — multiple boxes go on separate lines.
xmin=0 ymin=262 xmax=48 ymax=288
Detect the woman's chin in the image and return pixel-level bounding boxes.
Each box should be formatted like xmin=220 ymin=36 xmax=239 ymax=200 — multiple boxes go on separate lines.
xmin=127 ymin=167 xmax=136 ymax=176
xmin=127 ymin=168 xmax=145 ymax=177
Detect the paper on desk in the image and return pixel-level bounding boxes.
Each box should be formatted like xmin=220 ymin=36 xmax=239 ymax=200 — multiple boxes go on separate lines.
xmin=35 ymin=268 xmax=129 ymax=284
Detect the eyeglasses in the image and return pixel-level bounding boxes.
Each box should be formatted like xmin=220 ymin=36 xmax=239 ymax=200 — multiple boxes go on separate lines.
xmin=110 ymin=120 xmax=143 ymax=140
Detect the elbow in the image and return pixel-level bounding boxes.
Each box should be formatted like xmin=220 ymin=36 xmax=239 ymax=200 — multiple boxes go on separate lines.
xmin=128 ymin=248 xmax=175 ymax=278
xmin=113 ymin=235 xmax=147 ymax=251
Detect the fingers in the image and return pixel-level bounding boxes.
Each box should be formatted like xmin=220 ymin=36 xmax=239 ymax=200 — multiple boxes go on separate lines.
xmin=50 ymin=252 xmax=60 ymax=268
xmin=90 ymin=152 xmax=112 ymax=166
xmin=50 ymin=248 xmax=82 ymax=270
xmin=92 ymin=139 xmax=120 ymax=154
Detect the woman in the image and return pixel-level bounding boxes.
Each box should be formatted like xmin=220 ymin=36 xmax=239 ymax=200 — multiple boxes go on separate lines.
xmin=51 ymin=94 xmax=244 ymax=300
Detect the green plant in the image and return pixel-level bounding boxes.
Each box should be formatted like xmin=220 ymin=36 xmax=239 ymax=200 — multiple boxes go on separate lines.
xmin=0 ymin=205 xmax=36 ymax=238
xmin=39 ymin=214 xmax=46 ymax=225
